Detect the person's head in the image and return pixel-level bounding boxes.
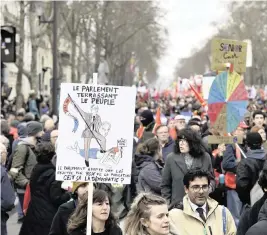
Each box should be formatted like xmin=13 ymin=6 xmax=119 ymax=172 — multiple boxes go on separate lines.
xmin=35 ymin=141 xmax=55 ymax=164
xmin=91 ymin=104 xmax=99 ymax=115
xmin=0 ymin=119 xmax=9 ymax=136
xmin=44 ymin=119 xmax=55 ymax=132
xmin=253 ymin=110 xmax=265 ymax=128
xmin=0 ymin=135 xmax=9 ymax=149
xmin=184 ymin=169 xmax=211 ymax=206
xmin=40 ymin=114 xmax=51 ymax=124
xmin=175 ymin=128 xmax=204 ymax=157
xmin=24 ymin=112 xmax=35 ymax=122
xmin=233 ymin=121 xmax=249 ymax=139
xmin=17 ymin=123 xmax=27 ymax=138
xmin=68 ymin=190 xmax=116 ymax=233
xmin=124 ymin=193 xmax=169 ymax=235
xmin=156 ymin=125 xmax=169 ymax=144
xmin=251 ymin=126 xmax=266 ymax=142
xmin=139 ymin=110 xmax=154 ymax=127
xmin=26 ymin=121 xmax=44 ymax=140
xmin=168 ymin=119 xmax=175 ymax=129
xmin=72 ymin=182 xmax=89 ymax=200
xmin=137 ymin=138 xmax=160 ymax=159
xmin=0 ymin=143 xmax=7 ymax=165
xmin=174 ymin=115 xmax=186 ymax=130
xmin=16 ymin=112 xmax=25 ymax=122
xmin=188 ymin=120 xmax=201 ymax=133
xmin=246 ymin=132 xmax=263 ymax=150
xmin=50 ymin=130 xmax=58 ymax=147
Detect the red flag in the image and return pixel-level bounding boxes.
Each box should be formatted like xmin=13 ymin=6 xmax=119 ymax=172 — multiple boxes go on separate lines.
xmin=153 ymin=107 xmax=162 ymax=134
xmin=189 ymin=83 xmax=206 ymax=107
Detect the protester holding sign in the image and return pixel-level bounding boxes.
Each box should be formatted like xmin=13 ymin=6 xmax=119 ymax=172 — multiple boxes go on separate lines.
xmin=67 ymin=190 xmax=122 ymax=235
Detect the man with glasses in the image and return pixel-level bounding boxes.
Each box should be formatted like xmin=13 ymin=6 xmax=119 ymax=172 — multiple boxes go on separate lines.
xmin=169 ymin=169 xmax=236 ymax=235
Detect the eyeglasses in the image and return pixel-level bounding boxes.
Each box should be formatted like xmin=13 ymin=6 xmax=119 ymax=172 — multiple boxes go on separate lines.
xmin=190 ymin=185 xmax=209 ymax=192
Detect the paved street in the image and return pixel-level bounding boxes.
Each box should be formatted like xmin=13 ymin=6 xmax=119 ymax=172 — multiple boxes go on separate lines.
xmin=7 ymin=200 xmax=21 ymax=235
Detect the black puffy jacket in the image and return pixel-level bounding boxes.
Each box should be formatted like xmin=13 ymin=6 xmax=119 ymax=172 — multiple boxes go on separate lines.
xmin=19 ymin=163 xmax=71 ymax=235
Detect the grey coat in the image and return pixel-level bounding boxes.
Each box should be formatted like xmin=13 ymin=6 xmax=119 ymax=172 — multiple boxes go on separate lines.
xmin=137 ymin=161 xmax=163 ymax=196
xmin=161 ymin=152 xmax=215 ymax=204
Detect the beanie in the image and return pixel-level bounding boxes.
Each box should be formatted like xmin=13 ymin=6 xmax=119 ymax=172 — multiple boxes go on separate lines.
xmin=247 ymin=132 xmax=263 ymax=149
xmin=140 ymin=110 xmax=154 ymax=127
xmin=27 ymin=121 xmax=43 ymax=137
xmin=72 ymin=182 xmax=88 ymax=193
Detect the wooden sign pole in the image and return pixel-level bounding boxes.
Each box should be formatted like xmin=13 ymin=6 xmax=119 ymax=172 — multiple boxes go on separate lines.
xmin=87 ymin=72 xmax=98 ymax=235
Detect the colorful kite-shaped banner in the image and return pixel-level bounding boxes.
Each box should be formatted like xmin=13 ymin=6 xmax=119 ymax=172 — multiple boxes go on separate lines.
xmin=63 ymin=97 xmax=79 ymax=133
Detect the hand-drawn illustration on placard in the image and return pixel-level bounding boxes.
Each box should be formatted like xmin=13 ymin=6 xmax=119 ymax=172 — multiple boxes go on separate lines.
xmin=56 ymin=83 xmax=136 ymax=184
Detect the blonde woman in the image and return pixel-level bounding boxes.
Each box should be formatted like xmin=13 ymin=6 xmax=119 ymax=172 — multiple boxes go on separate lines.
xmin=124 ymin=193 xmax=176 ymax=235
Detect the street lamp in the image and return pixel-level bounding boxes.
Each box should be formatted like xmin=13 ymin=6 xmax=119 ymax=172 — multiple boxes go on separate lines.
xmin=35 ymin=1 xmax=59 ymax=116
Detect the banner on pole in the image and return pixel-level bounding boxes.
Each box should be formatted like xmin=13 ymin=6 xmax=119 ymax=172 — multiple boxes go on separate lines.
xmin=211 ymin=38 xmax=247 ymax=73
xmin=56 ymin=83 xmax=136 ymax=184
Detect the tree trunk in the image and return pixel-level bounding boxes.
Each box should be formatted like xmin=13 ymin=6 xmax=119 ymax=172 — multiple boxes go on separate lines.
xmin=77 ymin=33 xmax=82 ymax=83
xmin=30 ymin=44 xmax=38 ymax=91
xmin=71 ymin=11 xmax=76 ymax=83
xmin=16 ymin=1 xmax=25 ymax=109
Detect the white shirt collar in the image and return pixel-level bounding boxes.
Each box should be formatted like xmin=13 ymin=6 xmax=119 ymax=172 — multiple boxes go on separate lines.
xmin=189 ymin=199 xmax=207 ymax=215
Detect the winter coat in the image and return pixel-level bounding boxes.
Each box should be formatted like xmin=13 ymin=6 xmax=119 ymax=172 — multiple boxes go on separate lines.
xmin=137 ymin=160 xmax=164 ymax=196
xmin=69 ymin=225 xmax=122 ymax=235
xmin=222 ymin=144 xmax=247 ymax=174
xmin=162 ymin=138 xmax=175 ymax=161
xmin=245 ymin=199 xmax=267 ymax=235
xmin=134 ymin=154 xmax=154 ymax=184
xmin=161 ymin=152 xmax=215 ymax=204
xmin=49 ymin=200 xmax=76 ymax=235
xmin=10 ymin=139 xmax=37 ymax=189
xmin=1 ymin=165 xmax=15 ymax=225
xmin=19 ymin=162 xmax=71 ymax=235
xmin=236 ymin=149 xmax=267 ymax=205
xmin=169 ymin=196 xmax=236 ymax=235
xmin=237 ymin=193 xmax=267 ymax=235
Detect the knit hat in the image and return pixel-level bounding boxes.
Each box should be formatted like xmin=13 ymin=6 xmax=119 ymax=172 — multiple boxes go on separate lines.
xmin=26 ymin=121 xmax=43 ymax=137
xmin=72 ymin=182 xmax=88 ymax=193
xmin=247 ymin=132 xmax=263 ymax=149
xmin=140 ymin=110 xmax=154 ymax=127
xmin=17 ymin=123 xmax=27 ymax=138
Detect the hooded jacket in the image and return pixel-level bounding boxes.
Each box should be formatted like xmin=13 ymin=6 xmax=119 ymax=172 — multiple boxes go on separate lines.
xmin=10 ymin=137 xmax=37 ymax=189
xmin=134 ymin=154 xmax=154 ymax=183
xmin=169 ymin=196 xmax=236 ymax=235
xmin=236 ymin=149 xmax=267 ymax=205
xmin=245 ymin=200 xmax=267 ymax=235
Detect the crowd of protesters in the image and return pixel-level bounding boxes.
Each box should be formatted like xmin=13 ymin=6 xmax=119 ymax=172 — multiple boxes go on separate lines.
xmin=1 ymin=88 xmax=267 ymax=235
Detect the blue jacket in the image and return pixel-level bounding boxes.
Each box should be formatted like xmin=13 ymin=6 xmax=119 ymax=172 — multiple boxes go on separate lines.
xmin=162 ymin=138 xmax=175 ymax=161
xmin=222 ymin=144 xmax=246 ymax=173
xmin=1 ymin=165 xmax=15 ymax=214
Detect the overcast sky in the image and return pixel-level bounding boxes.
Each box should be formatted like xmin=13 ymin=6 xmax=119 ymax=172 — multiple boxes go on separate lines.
xmin=157 ymin=0 xmax=230 ymax=85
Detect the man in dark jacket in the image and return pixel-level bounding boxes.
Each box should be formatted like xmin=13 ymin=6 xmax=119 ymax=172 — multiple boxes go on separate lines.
xmin=1 ymin=143 xmax=15 ymax=235
xmin=155 ymin=125 xmax=175 ymax=161
xmin=237 ymin=132 xmax=267 ymax=205
xmin=139 ymin=109 xmax=155 ymax=142
xmin=245 ymin=199 xmax=267 ymax=235
xmin=222 ymin=121 xmax=248 ymax=226
xmin=237 ymin=168 xmax=267 ymax=235
xmin=49 ymin=182 xmax=88 ymax=235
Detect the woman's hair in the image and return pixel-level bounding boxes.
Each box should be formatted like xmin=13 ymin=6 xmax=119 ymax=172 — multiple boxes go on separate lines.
xmin=67 ymin=189 xmax=117 ymax=233
xmin=35 ymin=142 xmax=55 ymax=164
xmin=124 ymin=193 xmax=167 ymax=235
xmin=250 ymin=126 xmax=264 ymax=133
xmin=174 ymin=127 xmax=205 ymax=157
xmin=136 ymin=138 xmax=160 ymax=157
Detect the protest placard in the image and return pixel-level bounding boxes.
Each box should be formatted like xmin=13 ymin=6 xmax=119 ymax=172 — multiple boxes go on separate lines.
xmin=56 ymin=83 xmax=136 ymax=184
xmin=211 ymin=38 xmax=247 ymax=73
xmin=202 ymin=76 xmax=215 ymax=100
